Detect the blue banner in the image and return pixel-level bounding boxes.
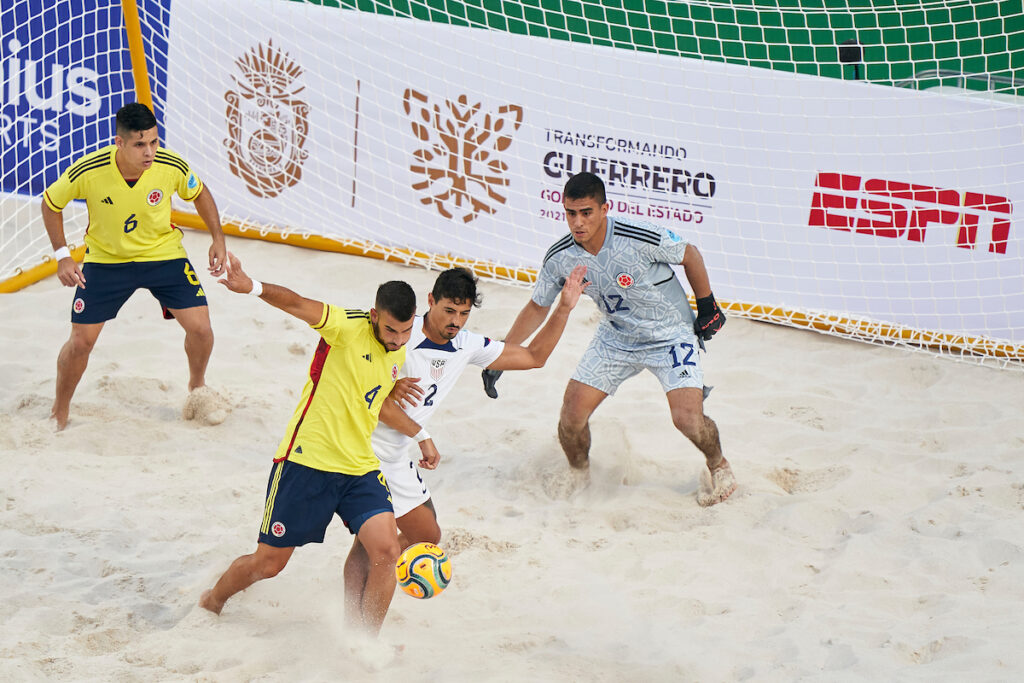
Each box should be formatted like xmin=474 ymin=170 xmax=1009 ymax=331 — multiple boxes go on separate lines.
xmin=1 ymin=0 xmax=170 ymax=198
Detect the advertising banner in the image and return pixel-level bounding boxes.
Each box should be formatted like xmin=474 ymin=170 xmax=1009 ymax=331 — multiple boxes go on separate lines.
xmin=164 ymin=1 xmax=1023 ymax=343
xmin=1 ymin=1 xmax=127 ymax=196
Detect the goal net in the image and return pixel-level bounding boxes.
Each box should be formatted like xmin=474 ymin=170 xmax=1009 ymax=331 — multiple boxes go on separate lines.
xmin=3 ymin=1 xmax=1023 ymax=366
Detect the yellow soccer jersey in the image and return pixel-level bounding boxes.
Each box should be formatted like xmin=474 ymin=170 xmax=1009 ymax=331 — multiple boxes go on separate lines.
xmin=43 ymin=145 xmax=204 ymax=263
xmin=274 ymin=305 xmax=406 ymax=475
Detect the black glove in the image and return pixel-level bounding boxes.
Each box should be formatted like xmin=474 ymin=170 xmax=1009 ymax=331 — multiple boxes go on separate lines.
xmin=694 ymin=293 xmax=725 ymax=340
xmin=481 ymin=368 xmax=503 ymax=399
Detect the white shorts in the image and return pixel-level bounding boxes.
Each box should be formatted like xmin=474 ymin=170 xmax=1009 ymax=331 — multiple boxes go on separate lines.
xmin=572 ymin=332 xmax=705 ymax=396
xmin=378 ymin=456 xmax=431 ymax=518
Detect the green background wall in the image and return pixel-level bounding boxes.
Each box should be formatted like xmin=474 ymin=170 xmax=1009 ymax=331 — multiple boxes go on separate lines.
xmin=296 ymin=0 xmax=1023 ymax=94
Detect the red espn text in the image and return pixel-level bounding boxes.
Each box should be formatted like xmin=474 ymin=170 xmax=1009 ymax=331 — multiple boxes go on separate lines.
xmin=808 ymin=172 xmax=1012 ymax=255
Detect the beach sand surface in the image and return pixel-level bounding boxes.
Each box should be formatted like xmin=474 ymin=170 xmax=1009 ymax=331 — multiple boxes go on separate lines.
xmin=1 ymin=232 xmax=1022 ymax=682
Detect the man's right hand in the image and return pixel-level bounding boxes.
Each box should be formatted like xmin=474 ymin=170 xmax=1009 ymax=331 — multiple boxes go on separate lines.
xmin=481 ymin=368 xmax=503 ymax=399
xmin=57 ymin=256 xmax=86 ymax=288
xmin=218 ymin=252 xmax=255 ymax=294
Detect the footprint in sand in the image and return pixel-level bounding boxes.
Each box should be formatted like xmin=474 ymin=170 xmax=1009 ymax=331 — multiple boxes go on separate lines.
xmin=182 ymin=387 xmax=231 ymax=426
xmin=443 ymin=527 xmax=519 ymax=555
xmin=540 ymin=466 xmax=591 ymax=500
xmin=768 ymin=465 xmax=850 ymax=494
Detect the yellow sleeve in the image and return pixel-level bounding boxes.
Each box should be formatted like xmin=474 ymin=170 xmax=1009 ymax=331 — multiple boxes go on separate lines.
xmin=43 ymin=168 xmax=77 ymax=212
xmin=178 ymin=167 xmax=204 ymax=201
xmin=312 ymin=305 xmax=366 ymax=349
xmin=162 ymin=148 xmax=203 ymax=201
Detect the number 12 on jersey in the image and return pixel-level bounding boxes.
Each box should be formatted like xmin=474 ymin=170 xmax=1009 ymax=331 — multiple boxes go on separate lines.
xmin=668 ymin=343 xmax=696 ymax=368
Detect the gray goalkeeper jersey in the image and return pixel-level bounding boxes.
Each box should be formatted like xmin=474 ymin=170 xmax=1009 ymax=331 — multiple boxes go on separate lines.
xmin=532 ymin=216 xmax=698 ymax=351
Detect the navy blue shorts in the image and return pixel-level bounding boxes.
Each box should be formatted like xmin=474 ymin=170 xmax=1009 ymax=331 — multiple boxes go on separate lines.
xmin=258 ymin=460 xmax=394 ymax=548
xmin=70 ymin=258 xmax=207 ymax=324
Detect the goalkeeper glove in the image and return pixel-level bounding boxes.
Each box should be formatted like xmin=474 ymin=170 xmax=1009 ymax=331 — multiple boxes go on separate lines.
xmin=694 ymin=293 xmax=725 ymax=341
xmin=481 ymin=368 xmax=503 ymax=399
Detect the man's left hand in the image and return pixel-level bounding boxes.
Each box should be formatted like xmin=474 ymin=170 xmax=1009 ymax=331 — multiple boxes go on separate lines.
xmin=694 ymin=293 xmax=725 ymax=340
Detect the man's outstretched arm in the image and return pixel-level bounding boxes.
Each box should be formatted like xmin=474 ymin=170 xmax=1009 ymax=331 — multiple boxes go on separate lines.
xmin=218 ymin=252 xmax=324 ymax=326
xmin=487 ymin=265 xmax=588 ymax=371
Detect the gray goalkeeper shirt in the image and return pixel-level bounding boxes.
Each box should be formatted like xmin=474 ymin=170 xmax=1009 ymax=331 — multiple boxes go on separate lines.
xmin=532 ymin=217 xmax=699 ymax=351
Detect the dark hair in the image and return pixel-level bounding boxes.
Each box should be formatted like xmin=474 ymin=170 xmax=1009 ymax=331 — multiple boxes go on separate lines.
xmin=115 ymin=102 xmax=157 ymax=137
xmin=375 ymin=280 xmax=416 ymax=321
xmin=563 ymin=172 xmax=606 ymax=204
xmin=431 ymin=267 xmax=482 ymax=308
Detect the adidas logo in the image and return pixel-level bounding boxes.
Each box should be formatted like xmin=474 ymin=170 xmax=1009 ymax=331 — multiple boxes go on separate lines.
xmin=362 ymin=354 xmax=372 ymax=362
xmin=293 ymin=446 xmax=302 ymax=454
xmin=100 ymin=196 xmax=113 ymax=205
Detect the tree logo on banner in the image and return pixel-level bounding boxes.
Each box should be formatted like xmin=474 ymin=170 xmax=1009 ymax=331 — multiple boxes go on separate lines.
xmin=224 ymin=40 xmax=310 ymax=198
xmin=403 ymin=90 xmax=523 ymax=223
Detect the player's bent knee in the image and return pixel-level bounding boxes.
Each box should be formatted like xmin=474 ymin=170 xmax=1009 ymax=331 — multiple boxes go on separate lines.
xmin=67 ymin=331 xmax=100 ymax=355
xmin=671 ymin=411 xmax=704 ymax=439
xmin=257 ymin=554 xmax=290 ymax=579
xmin=558 ymin=408 xmax=589 ymax=433
xmin=369 ymin=545 xmax=401 ymax=569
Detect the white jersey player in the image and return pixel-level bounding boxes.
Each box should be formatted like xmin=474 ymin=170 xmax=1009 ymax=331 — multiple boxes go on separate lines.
xmin=492 ymin=171 xmax=736 ymax=506
xmin=355 ymin=265 xmax=588 ymax=550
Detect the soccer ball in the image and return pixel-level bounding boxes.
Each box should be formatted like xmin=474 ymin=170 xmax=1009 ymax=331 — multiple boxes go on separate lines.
xmin=395 ymin=542 xmax=452 ymax=599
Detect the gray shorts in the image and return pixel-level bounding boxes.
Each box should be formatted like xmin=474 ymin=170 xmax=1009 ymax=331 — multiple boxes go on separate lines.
xmin=572 ymin=333 xmax=705 ymax=395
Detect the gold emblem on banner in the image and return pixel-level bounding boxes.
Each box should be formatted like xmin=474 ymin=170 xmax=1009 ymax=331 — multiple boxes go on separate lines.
xmin=403 ymin=90 xmax=523 ymax=223
xmin=224 ymin=40 xmax=309 ymax=198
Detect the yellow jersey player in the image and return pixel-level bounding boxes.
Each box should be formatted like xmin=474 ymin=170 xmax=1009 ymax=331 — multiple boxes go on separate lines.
xmin=41 ymin=102 xmax=227 ymax=430
xmin=200 ymin=253 xmax=416 ymax=639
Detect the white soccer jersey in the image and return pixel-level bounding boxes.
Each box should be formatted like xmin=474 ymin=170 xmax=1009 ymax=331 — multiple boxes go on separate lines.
xmin=372 ymin=315 xmax=504 ymax=463
xmin=532 ymin=216 xmax=697 ymax=351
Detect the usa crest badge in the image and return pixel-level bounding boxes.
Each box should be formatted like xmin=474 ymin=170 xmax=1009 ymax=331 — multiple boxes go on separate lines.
xmin=430 ymin=358 xmax=446 ymax=381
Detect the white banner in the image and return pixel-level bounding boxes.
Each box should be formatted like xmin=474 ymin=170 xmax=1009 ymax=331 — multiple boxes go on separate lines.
xmin=165 ymin=0 xmax=1024 ymax=343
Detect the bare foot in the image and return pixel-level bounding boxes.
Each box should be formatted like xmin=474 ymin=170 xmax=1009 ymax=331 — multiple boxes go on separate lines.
xmin=50 ymin=407 xmax=69 ymax=432
xmin=697 ymin=460 xmax=737 ymax=507
xmin=198 ymin=589 xmax=224 ymax=615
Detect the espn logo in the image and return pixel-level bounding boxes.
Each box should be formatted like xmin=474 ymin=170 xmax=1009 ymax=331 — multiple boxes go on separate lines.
xmin=808 ymin=172 xmax=1012 ymax=254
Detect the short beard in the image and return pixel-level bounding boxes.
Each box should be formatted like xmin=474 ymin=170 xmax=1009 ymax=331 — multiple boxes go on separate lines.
xmin=371 ymin=320 xmax=393 ymax=350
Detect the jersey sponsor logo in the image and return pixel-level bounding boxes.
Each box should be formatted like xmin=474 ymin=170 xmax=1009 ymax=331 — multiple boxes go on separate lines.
xmin=225 ymin=40 xmax=310 ymax=198
xmin=147 ymin=189 xmax=163 ymax=206
xmin=100 ymin=196 xmax=113 ymax=205
xmin=403 ymin=88 xmax=522 ymax=223
xmin=809 ymin=172 xmax=1012 ymax=255
xmin=73 ymin=297 xmax=85 ymax=314
xmin=430 ymin=358 xmax=446 ymax=381
xmin=616 ymin=272 xmax=634 ymax=288
xmin=270 ymin=521 xmax=286 ymax=537
xmin=362 ymin=353 xmax=372 ymax=362
xmin=391 ymin=364 xmax=399 ymax=381
xmin=187 ymin=172 xmax=198 ymax=190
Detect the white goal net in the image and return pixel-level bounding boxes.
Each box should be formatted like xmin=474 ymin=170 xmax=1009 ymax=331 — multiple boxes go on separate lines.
xmin=3 ymin=0 xmax=1023 ymax=366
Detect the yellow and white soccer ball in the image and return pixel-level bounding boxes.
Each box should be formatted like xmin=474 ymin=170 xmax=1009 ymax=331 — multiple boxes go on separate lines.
xmin=395 ymin=542 xmax=452 ymax=599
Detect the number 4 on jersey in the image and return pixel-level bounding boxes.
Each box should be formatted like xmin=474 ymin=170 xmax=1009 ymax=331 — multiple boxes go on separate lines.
xmin=364 ymin=385 xmax=381 ymax=409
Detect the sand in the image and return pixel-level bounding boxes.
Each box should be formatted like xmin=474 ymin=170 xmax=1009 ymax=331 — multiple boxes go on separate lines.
xmin=1 ymin=230 xmax=1023 ymax=682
